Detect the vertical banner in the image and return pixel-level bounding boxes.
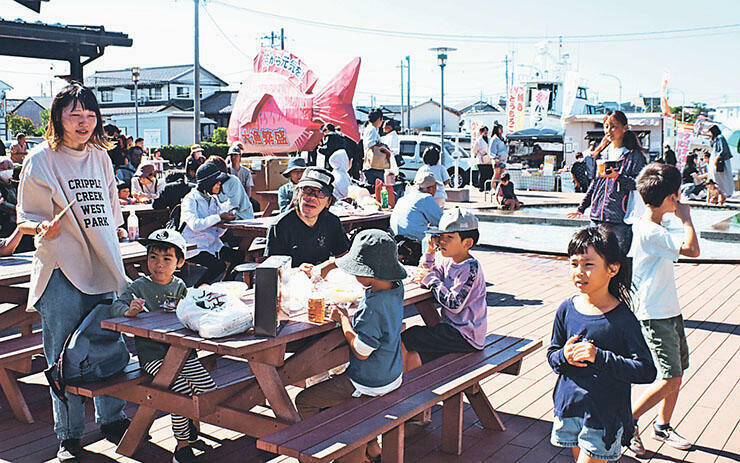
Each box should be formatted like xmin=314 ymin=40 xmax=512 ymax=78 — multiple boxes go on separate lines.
xmin=470 ymin=120 xmax=480 ymax=146
xmin=675 ymin=121 xmax=694 ymax=168
xmin=561 ymin=71 xmax=580 ymax=123
xmin=529 ymin=89 xmax=550 ymax=127
xmin=660 ymin=70 xmax=671 ymax=116
xmin=506 ymin=86 xmax=526 ymax=135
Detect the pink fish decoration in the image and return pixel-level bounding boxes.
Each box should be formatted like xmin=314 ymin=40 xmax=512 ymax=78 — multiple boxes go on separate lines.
xmin=227 ymin=48 xmax=361 ymax=154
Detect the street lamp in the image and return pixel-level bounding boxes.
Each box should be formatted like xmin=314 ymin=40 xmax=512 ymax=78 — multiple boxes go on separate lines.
xmin=429 ymin=47 xmax=456 ymax=182
xmin=131 ymin=67 xmax=140 ymax=139
xmin=601 ymin=73 xmax=622 ymax=111
xmin=669 ymin=87 xmax=686 ymax=122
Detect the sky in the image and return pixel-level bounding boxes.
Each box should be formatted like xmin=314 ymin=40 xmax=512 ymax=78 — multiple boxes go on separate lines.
xmin=1 ymin=0 xmax=740 ymax=109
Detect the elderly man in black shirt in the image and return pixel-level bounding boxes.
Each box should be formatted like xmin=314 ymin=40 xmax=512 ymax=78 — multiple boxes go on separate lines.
xmin=265 ymin=167 xmax=349 ymax=273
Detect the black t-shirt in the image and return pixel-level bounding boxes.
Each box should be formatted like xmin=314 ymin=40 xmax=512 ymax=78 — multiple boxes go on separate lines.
xmin=265 ymin=208 xmax=350 ymax=267
xmin=681 ymin=165 xmax=697 ymax=184
xmin=500 ymin=181 xmax=516 ymax=199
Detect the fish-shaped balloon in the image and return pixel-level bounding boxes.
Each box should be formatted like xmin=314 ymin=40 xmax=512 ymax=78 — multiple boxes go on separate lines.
xmin=227 ymin=48 xmax=361 ymax=154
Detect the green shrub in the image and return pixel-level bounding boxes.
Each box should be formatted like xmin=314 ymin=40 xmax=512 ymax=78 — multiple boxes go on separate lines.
xmin=211 ymin=127 xmax=227 ymax=144
xmin=159 ymin=142 xmax=229 ymax=166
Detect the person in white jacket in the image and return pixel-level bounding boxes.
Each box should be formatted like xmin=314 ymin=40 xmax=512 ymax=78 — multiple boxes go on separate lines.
xmin=472 ymin=126 xmax=492 ymax=192
xmin=180 ymin=163 xmax=242 ymax=286
xmin=329 ymin=149 xmax=353 ymax=200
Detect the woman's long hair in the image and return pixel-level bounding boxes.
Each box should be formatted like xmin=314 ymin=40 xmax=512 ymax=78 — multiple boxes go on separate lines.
xmin=605 ymin=110 xmax=645 ymax=154
xmin=567 ymin=226 xmax=632 ymax=306
xmin=45 ymin=82 xmax=111 ymax=151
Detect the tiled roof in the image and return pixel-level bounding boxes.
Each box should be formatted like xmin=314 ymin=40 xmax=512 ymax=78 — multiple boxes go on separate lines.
xmin=86 ymin=65 xmax=227 ymax=88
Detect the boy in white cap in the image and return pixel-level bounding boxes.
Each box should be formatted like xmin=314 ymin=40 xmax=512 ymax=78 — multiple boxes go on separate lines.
xmin=111 ymin=229 xmax=215 ymax=463
xmin=402 ymin=207 xmax=487 ymax=370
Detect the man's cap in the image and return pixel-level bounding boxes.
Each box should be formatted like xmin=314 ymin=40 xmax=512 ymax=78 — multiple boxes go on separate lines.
xmin=190 ymin=144 xmax=204 ymax=155
xmin=426 ymin=207 xmax=479 ymax=235
xmin=297 ymin=167 xmax=334 ymax=197
xmin=336 ymin=229 xmax=407 ymax=281
xmin=196 ymin=162 xmax=229 ymax=189
xmin=282 ymin=157 xmax=307 ymax=177
xmin=141 ymin=228 xmax=187 ymax=257
xmin=228 ymin=144 xmax=243 ymax=156
xmin=414 ymin=171 xmax=437 ymax=189
xmin=136 ymin=160 xmax=156 ymax=176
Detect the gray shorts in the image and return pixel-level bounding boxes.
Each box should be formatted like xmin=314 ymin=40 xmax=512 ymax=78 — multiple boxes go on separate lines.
xmin=640 ymin=315 xmax=689 ymax=379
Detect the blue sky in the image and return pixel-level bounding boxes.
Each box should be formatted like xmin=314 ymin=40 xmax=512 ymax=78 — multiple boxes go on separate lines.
xmin=1 ymin=0 xmax=739 ymax=108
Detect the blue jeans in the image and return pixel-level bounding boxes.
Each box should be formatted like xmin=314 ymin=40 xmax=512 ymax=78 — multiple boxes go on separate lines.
xmin=551 ymin=416 xmax=624 ymax=461
xmin=36 ymin=269 xmax=127 ymax=440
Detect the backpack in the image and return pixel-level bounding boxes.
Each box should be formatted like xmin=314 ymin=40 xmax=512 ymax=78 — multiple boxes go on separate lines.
xmin=45 ymin=299 xmax=131 ymax=400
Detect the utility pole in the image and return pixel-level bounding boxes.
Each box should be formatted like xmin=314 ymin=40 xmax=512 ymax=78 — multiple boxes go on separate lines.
xmin=280 ymin=28 xmax=285 ymax=50
xmin=405 ymin=56 xmax=411 ymax=133
xmin=194 ymin=0 xmax=201 ymax=143
xmin=398 ymin=61 xmax=405 ymax=132
xmin=505 ymin=55 xmax=509 ymax=102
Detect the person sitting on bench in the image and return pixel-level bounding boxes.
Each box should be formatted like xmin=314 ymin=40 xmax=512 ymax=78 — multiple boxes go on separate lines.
xmin=402 ymin=208 xmax=487 ymax=370
xmin=295 ymin=229 xmax=406 ymax=463
xmin=112 ymin=229 xmax=216 ymax=463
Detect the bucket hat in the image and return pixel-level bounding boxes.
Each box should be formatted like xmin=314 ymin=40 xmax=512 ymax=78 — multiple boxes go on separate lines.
xmin=228 ymin=144 xmax=243 ymax=156
xmin=141 ymin=228 xmax=187 ymax=257
xmin=336 ymin=229 xmax=407 ymax=281
xmin=414 ymin=171 xmax=437 ymax=189
xmin=426 ymin=207 xmax=479 ymax=235
xmin=190 ymin=144 xmax=204 ymax=155
xmin=297 ymin=167 xmax=334 ymax=197
xmin=196 ymin=162 xmax=229 ymax=191
xmin=282 ymin=157 xmax=307 ymax=178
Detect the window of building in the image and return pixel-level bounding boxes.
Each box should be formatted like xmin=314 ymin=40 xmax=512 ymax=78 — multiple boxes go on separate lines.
xmin=400 ymin=141 xmax=417 ymax=158
xmin=149 ymin=86 xmax=162 ymax=100
xmin=576 ymin=87 xmax=588 ymax=100
xmin=130 ymin=89 xmax=136 ymax=101
xmin=101 ymin=90 xmax=112 ymax=102
xmin=177 ymin=86 xmax=190 ymax=98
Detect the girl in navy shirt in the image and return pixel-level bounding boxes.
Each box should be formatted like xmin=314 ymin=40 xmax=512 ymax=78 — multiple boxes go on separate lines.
xmin=548 ymin=227 xmax=656 ymax=462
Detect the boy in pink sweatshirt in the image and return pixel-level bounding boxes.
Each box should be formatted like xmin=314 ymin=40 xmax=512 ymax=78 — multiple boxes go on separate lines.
xmin=402 ymin=208 xmax=487 ymax=370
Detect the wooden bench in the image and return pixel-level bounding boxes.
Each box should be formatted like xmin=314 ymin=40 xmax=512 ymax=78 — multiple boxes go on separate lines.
xmin=0 ymin=330 xmax=44 ymax=424
xmin=257 ymin=334 xmax=541 ymax=462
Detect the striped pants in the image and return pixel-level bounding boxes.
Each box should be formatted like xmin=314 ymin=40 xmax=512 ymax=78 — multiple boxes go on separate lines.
xmin=143 ymin=356 xmax=217 ymax=441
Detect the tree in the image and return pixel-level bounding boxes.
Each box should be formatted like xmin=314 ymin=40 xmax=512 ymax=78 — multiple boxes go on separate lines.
xmin=211 ymin=127 xmax=227 ymax=144
xmin=34 ymin=109 xmax=50 ymax=136
xmin=670 ymin=102 xmax=711 ymax=124
xmin=6 ymin=114 xmax=35 ymax=137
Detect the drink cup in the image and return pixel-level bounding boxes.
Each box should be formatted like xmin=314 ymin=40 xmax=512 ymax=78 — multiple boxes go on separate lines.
xmin=597 ymin=160 xmax=606 ymax=177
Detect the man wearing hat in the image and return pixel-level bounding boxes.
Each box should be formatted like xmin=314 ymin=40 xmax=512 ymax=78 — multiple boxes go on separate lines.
xmin=185 ymin=145 xmax=206 ymax=183
xmin=295 ymin=229 xmax=405 ymax=461
xmin=266 ymin=166 xmax=349 ymax=269
xmin=277 ymin=157 xmax=307 ymax=213
xmin=180 ymin=163 xmax=242 ymax=286
xmin=226 ymin=143 xmax=254 ymax=197
xmin=390 ymin=171 xmax=443 ymax=264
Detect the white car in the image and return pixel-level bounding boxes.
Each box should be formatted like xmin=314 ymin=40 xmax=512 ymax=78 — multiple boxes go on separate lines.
xmin=396 ymin=134 xmax=474 ymax=187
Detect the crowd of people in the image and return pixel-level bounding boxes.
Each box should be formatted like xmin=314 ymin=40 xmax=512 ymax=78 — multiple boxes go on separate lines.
xmin=1 ymin=79 xmax=736 ymax=463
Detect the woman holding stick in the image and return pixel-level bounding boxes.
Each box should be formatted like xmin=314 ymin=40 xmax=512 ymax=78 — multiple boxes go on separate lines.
xmin=17 ymin=82 xmax=130 ymax=462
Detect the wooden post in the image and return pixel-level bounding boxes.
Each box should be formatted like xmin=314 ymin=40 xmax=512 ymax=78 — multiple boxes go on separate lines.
xmin=441 ymin=392 xmax=464 ymax=454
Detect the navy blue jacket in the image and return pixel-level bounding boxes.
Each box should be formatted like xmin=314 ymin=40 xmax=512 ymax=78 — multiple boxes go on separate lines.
xmin=577 ymin=149 xmax=647 ymax=224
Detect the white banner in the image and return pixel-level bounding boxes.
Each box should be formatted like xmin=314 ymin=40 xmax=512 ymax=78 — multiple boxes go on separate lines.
xmin=505 ymin=86 xmax=526 ymax=135
xmin=529 ymin=89 xmax=550 ymax=128
xmin=561 ymin=71 xmax=580 ymax=123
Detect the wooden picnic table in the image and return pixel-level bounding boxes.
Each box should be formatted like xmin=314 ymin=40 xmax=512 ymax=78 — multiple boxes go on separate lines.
xmin=0 ymin=241 xmax=153 ymax=335
xmin=100 ymin=279 xmax=438 ymax=457
xmin=222 ymin=211 xmax=392 ymax=253
xmin=253 ymin=190 xmax=279 ymax=217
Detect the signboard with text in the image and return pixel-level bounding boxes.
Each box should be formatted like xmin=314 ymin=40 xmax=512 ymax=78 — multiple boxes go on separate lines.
xmin=505 ymin=86 xmax=526 ymax=135
xmin=529 ymin=89 xmax=550 ymax=128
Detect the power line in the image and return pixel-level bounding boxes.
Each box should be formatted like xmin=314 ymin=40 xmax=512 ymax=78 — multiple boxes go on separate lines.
xmin=202 ymin=3 xmax=253 ymax=61
xmin=208 ymin=2 xmax=740 ymax=43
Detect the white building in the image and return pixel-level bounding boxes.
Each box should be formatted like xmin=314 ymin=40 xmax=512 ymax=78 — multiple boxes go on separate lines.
xmin=713 ymin=103 xmax=740 ymax=131
xmin=401 ymin=99 xmax=460 ymax=132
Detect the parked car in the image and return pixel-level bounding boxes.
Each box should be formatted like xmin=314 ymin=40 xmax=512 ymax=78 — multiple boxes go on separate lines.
xmin=397 ymin=134 xmax=474 ymax=187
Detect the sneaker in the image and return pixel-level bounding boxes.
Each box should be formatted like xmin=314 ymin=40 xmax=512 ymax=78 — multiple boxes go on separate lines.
xmin=629 ymin=426 xmax=647 ymax=456
xmin=100 ymin=418 xmax=130 ymax=444
xmin=173 ymin=445 xmax=200 ymax=463
xmin=57 ymin=439 xmax=82 ymax=462
xmin=652 ymin=424 xmax=692 ymax=450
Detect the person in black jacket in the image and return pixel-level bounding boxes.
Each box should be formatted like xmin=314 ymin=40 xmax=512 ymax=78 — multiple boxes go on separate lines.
xmin=663 ymin=145 xmax=677 ymax=166
xmin=153 ymin=171 xmax=193 ymax=225
xmin=337 ymin=126 xmax=363 ymax=180
xmin=317 ymin=123 xmax=346 ymax=170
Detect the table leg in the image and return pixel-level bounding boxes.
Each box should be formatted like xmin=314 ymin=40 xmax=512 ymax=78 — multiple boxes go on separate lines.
xmin=416 ymin=298 xmax=440 ymax=327
xmin=382 ymin=425 xmax=405 ymax=463
xmin=441 ymin=392 xmax=464 ymax=455
xmin=464 ymin=383 xmax=505 ymax=432
xmin=249 ymin=361 xmax=301 ymax=423
xmin=116 ymin=345 xmax=190 ymax=457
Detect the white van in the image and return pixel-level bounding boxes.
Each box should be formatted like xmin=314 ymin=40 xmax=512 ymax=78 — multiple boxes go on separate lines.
xmin=397 ymin=134 xmax=474 ymax=187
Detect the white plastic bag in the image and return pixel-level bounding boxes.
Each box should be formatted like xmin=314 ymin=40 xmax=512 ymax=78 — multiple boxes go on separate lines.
xmin=283 ymin=269 xmax=312 ymax=318
xmin=623 ymin=190 xmax=646 ymax=225
xmin=176 ymin=282 xmax=254 ymax=338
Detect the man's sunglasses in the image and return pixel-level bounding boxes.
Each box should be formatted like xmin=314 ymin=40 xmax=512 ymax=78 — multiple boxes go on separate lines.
xmin=299 ymin=186 xmax=328 ymax=199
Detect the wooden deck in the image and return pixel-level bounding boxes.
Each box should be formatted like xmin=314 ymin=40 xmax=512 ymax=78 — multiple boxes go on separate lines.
xmin=0 ymin=247 xmax=737 ymax=462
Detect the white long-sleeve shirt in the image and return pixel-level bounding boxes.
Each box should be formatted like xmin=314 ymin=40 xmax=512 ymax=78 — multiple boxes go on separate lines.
xmin=180 ymin=189 xmax=226 ymax=258
xmin=472 ymin=137 xmax=490 ymax=165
